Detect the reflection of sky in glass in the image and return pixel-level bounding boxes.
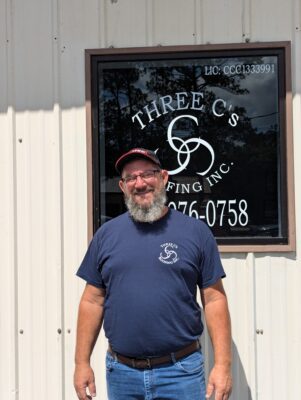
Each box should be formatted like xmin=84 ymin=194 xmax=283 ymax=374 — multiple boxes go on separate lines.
xmin=212 ymin=56 xmax=278 ymax=132
xmin=102 ymin=55 xmax=278 ymax=133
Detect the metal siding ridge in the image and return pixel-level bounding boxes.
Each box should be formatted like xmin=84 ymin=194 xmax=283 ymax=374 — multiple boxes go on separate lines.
xmin=251 ymin=0 xmax=294 ymax=41
xmin=98 ymin=0 xmax=108 ymax=48
xmin=193 ymin=0 xmax=203 ymax=45
xmin=0 ymin=0 xmax=19 ymax=398
xmin=106 ymin=0 xmax=148 ymax=47
xmin=288 ymin=7 xmax=301 ymax=397
xmin=58 ymin=0 xmax=101 ymax=398
xmin=202 ymin=0 xmax=244 ymax=44
xmin=221 ymin=255 xmax=256 ymax=399
xmin=146 ymin=0 xmax=154 ymax=46
xmin=153 ymin=0 xmax=196 ymax=46
xmin=242 ymin=0 xmax=252 ymax=42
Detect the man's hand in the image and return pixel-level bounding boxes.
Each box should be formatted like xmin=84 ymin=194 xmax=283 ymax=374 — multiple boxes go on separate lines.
xmin=205 ymin=364 xmax=232 ymax=399
xmin=74 ymin=284 xmax=105 ymax=399
xmin=74 ymin=363 xmax=97 ymax=400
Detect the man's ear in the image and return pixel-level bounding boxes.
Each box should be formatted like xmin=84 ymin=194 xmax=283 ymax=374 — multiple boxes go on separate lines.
xmin=119 ymin=179 xmax=126 ymax=194
xmin=161 ymin=169 xmax=169 ymax=185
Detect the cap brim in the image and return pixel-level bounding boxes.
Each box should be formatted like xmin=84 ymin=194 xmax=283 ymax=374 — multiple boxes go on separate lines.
xmin=115 ymin=149 xmax=161 ymax=174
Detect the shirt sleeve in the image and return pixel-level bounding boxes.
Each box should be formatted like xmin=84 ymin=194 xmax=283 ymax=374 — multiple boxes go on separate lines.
xmin=197 ymin=229 xmax=226 ymax=289
xmin=76 ymin=232 xmax=106 ymax=288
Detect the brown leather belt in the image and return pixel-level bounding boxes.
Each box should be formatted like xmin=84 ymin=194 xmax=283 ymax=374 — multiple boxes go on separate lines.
xmin=108 ymin=340 xmax=201 ymax=369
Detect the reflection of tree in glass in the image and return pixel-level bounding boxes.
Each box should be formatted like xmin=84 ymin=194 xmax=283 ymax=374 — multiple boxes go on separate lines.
xmin=142 ymin=64 xmax=254 ymax=173
xmin=99 ymin=56 xmax=279 ymax=233
xmin=139 ymin=60 xmax=278 ymax=229
xmin=102 ymin=60 xmax=255 ymax=173
xmin=146 ymin=64 xmax=249 ymax=96
xmin=102 ymin=68 xmax=148 ymax=174
xmin=101 ymin=57 xmax=276 ymax=186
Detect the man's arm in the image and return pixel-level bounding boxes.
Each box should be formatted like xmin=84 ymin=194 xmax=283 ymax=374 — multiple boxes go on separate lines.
xmin=74 ymin=284 xmax=106 ymax=400
xmin=201 ymin=279 xmax=232 ymax=400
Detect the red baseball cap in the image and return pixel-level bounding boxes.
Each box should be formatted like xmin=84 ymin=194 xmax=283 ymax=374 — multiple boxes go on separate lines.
xmin=115 ymin=148 xmax=162 ymax=174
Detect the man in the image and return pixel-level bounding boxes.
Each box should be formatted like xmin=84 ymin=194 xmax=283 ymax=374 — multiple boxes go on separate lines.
xmin=74 ymin=148 xmax=232 ymax=400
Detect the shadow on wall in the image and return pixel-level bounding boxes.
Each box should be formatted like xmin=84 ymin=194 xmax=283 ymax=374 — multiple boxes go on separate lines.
xmin=231 ymin=341 xmax=252 ymax=399
xmin=203 ymin=338 xmax=252 ymax=399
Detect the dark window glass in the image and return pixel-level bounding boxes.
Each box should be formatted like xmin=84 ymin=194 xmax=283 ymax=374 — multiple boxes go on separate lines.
xmin=90 ymin=47 xmax=289 ymax=245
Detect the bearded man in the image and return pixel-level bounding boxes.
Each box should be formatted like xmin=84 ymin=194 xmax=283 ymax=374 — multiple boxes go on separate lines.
xmin=74 ymin=148 xmax=232 ymax=400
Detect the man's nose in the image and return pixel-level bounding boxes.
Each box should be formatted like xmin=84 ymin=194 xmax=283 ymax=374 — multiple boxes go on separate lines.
xmin=134 ymin=175 xmax=147 ymax=188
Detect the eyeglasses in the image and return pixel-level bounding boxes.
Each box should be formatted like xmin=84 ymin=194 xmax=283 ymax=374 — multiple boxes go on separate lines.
xmin=121 ymin=169 xmax=161 ymax=185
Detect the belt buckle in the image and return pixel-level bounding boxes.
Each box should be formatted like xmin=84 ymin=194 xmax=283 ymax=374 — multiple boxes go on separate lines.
xmin=132 ymin=358 xmax=152 ymax=369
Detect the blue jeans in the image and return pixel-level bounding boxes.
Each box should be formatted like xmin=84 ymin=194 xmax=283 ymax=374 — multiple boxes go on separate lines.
xmin=106 ymin=349 xmax=206 ymax=400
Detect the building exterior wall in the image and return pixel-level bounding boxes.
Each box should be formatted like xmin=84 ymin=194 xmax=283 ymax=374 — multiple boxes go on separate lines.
xmin=0 ymin=0 xmax=300 ymax=399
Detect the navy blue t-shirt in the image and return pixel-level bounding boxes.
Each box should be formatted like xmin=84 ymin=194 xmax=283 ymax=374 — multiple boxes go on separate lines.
xmin=77 ymin=208 xmax=225 ymax=357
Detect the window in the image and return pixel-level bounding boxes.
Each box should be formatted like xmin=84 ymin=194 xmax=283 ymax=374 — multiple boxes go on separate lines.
xmin=85 ymin=42 xmax=295 ymax=252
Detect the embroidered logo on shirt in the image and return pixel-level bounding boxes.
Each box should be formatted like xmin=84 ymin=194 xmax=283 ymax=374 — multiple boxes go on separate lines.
xmin=159 ymin=243 xmax=179 ymax=264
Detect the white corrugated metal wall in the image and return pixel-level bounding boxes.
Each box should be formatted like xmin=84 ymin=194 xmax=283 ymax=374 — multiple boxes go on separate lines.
xmin=0 ymin=0 xmax=300 ymax=399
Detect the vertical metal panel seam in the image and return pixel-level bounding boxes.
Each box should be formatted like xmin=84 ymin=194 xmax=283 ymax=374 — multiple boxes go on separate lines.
xmin=293 ymin=0 xmax=301 ymax=34
xmin=99 ymin=0 xmax=107 ymax=48
xmin=247 ymin=252 xmax=258 ymax=399
xmin=6 ymin=0 xmax=19 ymax=398
xmin=284 ymin=259 xmax=289 ymax=399
xmin=293 ymin=0 xmax=301 ymax=228
xmin=242 ymin=0 xmax=251 ymax=41
xmin=293 ymin=0 xmax=301 ymax=256
xmin=193 ymin=0 xmax=203 ymax=44
xmin=51 ymin=0 xmax=65 ymax=398
xmin=252 ymin=252 xmax=258 ymax=400
xmin=6 ymin=0 xmax=19 ymax=400
xmin=145 ymin=0 xmax=153 ymax=46
xmin=11 ymin=99 xmax=19 ymax=400
xmin=291 ymin=3 xmax=301 ymax=395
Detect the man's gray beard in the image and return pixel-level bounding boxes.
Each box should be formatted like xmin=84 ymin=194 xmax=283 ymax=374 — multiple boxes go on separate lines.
xmin=124 ymin=186 xmax=167 ymax=223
